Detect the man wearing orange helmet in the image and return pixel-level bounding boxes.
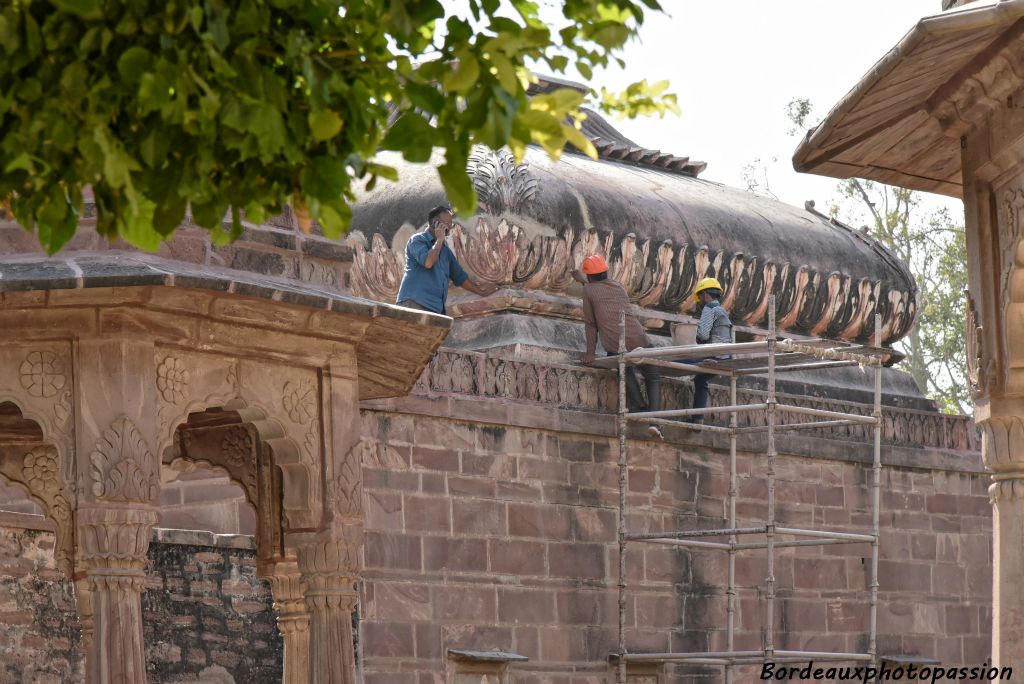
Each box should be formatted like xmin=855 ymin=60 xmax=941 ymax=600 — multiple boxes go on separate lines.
xmin=690 ymin=276 xmax=733 ymax=424
xmin=572 ymin=255 xmax=663 ymax=439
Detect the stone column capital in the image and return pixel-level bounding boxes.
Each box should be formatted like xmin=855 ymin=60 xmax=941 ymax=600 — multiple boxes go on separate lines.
xmin=76 ymin=504 xmax=159 ymax=572
xmin=295 ymin=526 xmax=362 ymax=684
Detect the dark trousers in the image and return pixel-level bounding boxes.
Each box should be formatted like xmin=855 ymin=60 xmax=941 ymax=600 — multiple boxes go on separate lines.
xmin=397 ymin=299 xmax=428 ymax=311
xmin=692 ymin=373 xmax=711 ymax=421
xmin=610 ymin=352 xmax=662 ymax=413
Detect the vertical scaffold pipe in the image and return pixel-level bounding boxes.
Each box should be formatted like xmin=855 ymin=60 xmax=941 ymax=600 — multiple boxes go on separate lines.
xmin=726 ymin=373 xmax=738 ymax=684
xmin=617 ymin=311 xmax=628 ymax=684
xmin=869 ymin=314 xmax=882 ymax=678
xmin=765 ymin=295 xmax=777 ymax=660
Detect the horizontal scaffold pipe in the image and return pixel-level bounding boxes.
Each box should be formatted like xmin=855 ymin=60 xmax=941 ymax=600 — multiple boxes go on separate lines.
xmin=776 ymin=527 xmax=876 ymax=542
xmin=627 ymin=358 xmax=736 ymax=377
xmin=622 ymin=651 xmax=764 ymax=662
xmin=627 ymin=526 xmax=766 ymax=540
xmin=622 ymin=341 xmax=771 ymax=359
xmin=645 ymin=416 xmax=733 ymax=433
xmin=640 ymin=538 xmax=732 ymax=550
xmin=776 ymin=340 xmax=882 ymax=366
xmin=732 ymin=538 xmax=872 ymax=551
xmin=625 ymin=404 xmax=769 ymax=419
xmin=778 ymin=404 xmax=879 ymax=423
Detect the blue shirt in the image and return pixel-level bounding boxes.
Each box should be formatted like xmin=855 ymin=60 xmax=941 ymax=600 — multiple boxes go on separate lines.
xmin=395 ymin=230 xmax=469 ymax=314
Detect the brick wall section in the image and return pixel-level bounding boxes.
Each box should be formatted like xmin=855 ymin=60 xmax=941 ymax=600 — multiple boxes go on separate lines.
xmin=0 ymin=521 xmax=282 ymax=684
xmin=358 ymin=410 xmax=992 ymax=682
xmin=0 ymin=523 xmax=83 ymax=684
xmin=143 ymin=530 xmax=282 ymax=683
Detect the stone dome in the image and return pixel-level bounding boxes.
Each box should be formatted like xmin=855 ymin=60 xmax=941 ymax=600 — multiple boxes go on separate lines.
xmin=349 ymin=144 xmax=918 ymax=346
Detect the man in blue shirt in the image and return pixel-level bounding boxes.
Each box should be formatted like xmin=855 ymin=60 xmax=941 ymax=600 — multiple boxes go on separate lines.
xmin=395 ymin=206 xmax=497 ymax=314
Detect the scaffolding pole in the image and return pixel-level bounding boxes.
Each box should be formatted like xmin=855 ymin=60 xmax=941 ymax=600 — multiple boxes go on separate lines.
xmin=616 ymin=311 xmax=628 ymax=684
xmin=612 ymin=296 xmax=884 ymax=680
xmin=765 ymin=298 xmax=777 ymax=661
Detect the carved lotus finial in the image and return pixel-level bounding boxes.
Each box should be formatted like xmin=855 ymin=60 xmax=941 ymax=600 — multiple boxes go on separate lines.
xmin=468 ymin=146 xmax=538 ymax=216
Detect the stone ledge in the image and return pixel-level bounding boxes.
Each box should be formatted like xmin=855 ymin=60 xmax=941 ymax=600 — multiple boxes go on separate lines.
xmin=151 ymin=527 xmax=255 ymax=550
xmin=0 ymin=511 xmax=53 ymax=532
xmin=0 ymin=251 xmax=449 ymax=330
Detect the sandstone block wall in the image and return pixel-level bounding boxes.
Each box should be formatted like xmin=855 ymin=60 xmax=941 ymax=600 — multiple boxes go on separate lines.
xmin=358 ymin=409 xmax=991 ymax=682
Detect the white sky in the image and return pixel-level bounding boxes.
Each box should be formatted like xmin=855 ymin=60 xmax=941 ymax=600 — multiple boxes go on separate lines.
xmin=572 ymin=0 xmax=964 ymax=220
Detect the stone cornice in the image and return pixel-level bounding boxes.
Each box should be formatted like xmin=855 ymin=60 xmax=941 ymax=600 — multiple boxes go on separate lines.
xmin=0 ymin=258 xmax=449 ymax=400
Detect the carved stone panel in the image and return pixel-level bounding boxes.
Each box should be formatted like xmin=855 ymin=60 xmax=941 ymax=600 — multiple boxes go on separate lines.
xmin=155 ymin=348 xmax=240 ymax=455
xmin=0 ymin=343 xmax=75 ymax=473
xmin=90 ymin=417 xmax=159 ymax=504
xmin=0 ymin=444 xmax=75 ymax=575
xmin=237 ymin=360 xmax=323 ymax=531
xmin=995 ymin=178 xmax=1024 ymax=392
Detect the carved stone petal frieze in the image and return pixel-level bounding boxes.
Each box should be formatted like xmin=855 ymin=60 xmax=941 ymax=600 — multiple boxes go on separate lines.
xmin=348 ymin=217 xmax=917 ymax=345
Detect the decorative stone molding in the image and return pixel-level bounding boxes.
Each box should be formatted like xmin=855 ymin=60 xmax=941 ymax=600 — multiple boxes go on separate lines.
xmin=156 ymin=355 xmax=190 ymax=404
xmin=171 ymin=423 xmax=260 ymax=510
xmin=19 ymin=349 xmax=67 ymax=398
xmin=89 ymin=417 xmax=159 ymax=503
xmin=155 ymin=349 xmax=239 ymax=455
xmin=329 ymin=442 xmax=364 ymax=518
xmin=415 ymin=348 xmax=979 ymax=453
xmin=965 ymin=292 xmax=993 ymax=399
xmin=348 ymin=219 xmax=917 ymax=344
xmin=77 ymin=505 xmax=158 ymax=574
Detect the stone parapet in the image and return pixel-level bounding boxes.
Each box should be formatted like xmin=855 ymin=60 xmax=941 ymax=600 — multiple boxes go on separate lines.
xmin=385 ymin=348 xmax=980 ymax=459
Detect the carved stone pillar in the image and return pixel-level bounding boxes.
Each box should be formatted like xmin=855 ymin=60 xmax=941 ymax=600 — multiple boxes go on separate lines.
xmin=73 ymin=339 xmax=161 ymax=684
xmin=262 ymin=559 xmax=311 ymax=684
xmin=982 ymin=414 xmax=1024 ymax=671
xmin=297 ymin=527 xmax=361 ymax=684
xmin=76 ymin=504 xmax=159 ymax=684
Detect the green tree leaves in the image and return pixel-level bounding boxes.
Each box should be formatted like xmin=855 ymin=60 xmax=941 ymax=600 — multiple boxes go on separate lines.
xmin=0 ymin=0 xmax=676 ymax=254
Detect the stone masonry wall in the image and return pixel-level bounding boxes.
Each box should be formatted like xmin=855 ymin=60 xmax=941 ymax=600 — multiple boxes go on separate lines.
xmin=0 ymin=517 xmax=82 ymax=684
xmin=0 ymin=396 xmax=992 ymax=683
xmin=0 ymin=520 xmax=281 ymax=684
xmin=357 ymin=406 xmax=991 ymax=683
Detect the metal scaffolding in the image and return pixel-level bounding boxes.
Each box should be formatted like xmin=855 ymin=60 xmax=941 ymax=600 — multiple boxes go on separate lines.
xmin=600 ymin=297 xmax=887 ymax=683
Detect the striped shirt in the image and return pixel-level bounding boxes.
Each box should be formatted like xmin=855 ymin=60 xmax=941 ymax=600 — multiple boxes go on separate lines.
xmin=582 ymin=279 xmax=648 ymax=354
xmin=696 ymin=300 xmax=732 ymax=345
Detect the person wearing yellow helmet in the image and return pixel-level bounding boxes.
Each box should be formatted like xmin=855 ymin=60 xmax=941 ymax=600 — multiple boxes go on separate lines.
xmin=690 ymin=276 xmax=732 ymax=424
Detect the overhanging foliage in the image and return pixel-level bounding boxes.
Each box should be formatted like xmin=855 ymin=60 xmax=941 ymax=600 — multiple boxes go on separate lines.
xmin=0 ymin=0 xmax=677 ymax=253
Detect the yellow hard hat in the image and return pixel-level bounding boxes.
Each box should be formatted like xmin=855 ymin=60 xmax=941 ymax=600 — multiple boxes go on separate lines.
xmin=693 ymin=276 xmax=723 ymax=301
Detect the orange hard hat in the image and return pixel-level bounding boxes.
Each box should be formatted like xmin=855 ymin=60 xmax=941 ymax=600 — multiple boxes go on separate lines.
xmin=581 ymin=255 xmax=609 ymax=275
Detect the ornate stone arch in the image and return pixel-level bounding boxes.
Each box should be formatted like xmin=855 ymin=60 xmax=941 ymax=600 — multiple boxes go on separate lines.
xmin=154 ymin=350 xmax=323 ymax=531
xmin=0 ymin=403 xmax=75 ymax=576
